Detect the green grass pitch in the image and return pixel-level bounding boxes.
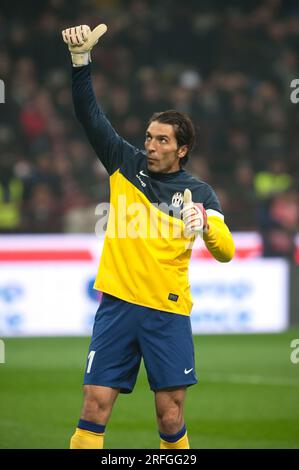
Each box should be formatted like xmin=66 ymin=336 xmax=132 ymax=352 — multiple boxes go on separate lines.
xmin=1 ymin=329 xmax=299 ymax=449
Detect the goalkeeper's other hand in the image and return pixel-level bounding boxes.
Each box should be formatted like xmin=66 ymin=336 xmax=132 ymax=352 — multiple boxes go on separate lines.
xmin=181 ymin=188 xmax=208 ymax=238
xmin=62 ymin=24 xmax=107 ymax=67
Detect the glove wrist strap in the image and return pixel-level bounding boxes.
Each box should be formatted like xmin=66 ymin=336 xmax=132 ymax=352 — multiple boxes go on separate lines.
xmin=71 ymin=51 xmax=90 ymax=67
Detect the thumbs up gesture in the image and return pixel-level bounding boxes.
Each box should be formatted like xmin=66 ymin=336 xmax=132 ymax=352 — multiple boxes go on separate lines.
xmin=62 ymin=24 xmax=108 ymax=66
xmin=181 ymin=189 xmax=208 ymax=238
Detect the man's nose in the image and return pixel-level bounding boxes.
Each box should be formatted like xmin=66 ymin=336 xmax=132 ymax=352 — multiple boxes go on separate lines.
xmin=148 ymin=139 xmax=156 ymax=153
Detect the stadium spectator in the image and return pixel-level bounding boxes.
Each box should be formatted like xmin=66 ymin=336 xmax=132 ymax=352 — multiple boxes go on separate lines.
xmin=0 ymin=154 xmax=23 ymax=232
xmin=22 ymin=182 xmax=63 ymax=233
xmin=254 ymin=158 xmax=293 ymax=199
xmin=260 ymin=188 xmax=299 ymax=259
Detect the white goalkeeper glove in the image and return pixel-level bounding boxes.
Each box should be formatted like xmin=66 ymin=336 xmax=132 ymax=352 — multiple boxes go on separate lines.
xmin=62 ymin=23 xmax=107 ymax=67
xmin=181 ymin=188 xmax=208 ymax=238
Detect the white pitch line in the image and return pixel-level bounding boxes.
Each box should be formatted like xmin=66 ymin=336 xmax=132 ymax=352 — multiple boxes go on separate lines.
xmin=203 ymin=373 xmax=299 ymax=387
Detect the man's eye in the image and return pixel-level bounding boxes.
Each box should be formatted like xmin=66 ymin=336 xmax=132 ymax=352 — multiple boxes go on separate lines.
xmin=146 ymin=135 xmax=151 ymax=141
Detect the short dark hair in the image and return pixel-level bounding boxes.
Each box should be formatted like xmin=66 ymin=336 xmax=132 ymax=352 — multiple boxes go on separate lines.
xmin=148 ymin=110 xmax=196 ymax=166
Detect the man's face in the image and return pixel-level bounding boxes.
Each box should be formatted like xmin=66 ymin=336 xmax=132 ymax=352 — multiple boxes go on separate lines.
xmin=144 ymin=121 xmax=187 ymax=173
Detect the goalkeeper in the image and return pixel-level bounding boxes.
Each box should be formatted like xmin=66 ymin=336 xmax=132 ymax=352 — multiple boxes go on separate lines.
xmin=62 ymin=24 xmax=235 ymax=450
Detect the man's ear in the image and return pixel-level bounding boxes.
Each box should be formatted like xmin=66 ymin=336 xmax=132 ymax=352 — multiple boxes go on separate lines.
xmin=178 ymin=145 xmax=188 ymax=159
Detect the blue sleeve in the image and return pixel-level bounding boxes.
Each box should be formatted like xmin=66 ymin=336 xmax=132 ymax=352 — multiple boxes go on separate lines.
xmin=72 ymin=64 xmax=139 ymax=175
xmin=203 ymin=185 xmax=223 ymax=214
xmin=192 ymin=183 xmax=223 ymax=214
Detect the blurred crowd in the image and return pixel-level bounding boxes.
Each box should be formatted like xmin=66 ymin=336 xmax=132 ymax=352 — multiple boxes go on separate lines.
xmin=1 ymin=0 xmax=299 ymax=257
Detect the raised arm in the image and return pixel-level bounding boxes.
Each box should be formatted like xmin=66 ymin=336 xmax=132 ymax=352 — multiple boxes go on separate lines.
xmin=62 ymin=23 xmax=138 ymax=175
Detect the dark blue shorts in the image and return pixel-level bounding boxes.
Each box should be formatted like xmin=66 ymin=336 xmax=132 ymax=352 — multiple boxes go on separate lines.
xmin=84 ymin=293 xmax=198 ymax=393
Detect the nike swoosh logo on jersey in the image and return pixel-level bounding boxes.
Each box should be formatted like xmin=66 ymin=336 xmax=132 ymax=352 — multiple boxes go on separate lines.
xmin=139 ymin=170 xmax=149 ymax=177
xmin=184 ymin=368 xmax=193 ymax=374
